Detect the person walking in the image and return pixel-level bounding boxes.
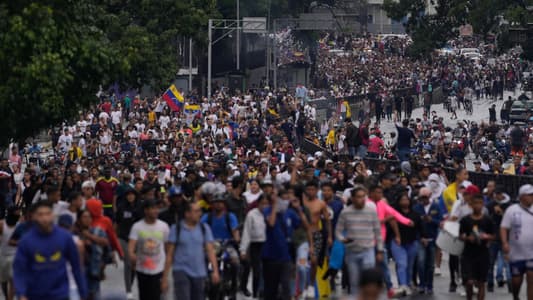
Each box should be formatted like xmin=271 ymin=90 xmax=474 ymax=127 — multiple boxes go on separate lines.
xmin=390 ymin=194 xmax=422 ymax=295
xmin=115 ymin=188 xmax=142 ymax=299
xmin=239 ymin=196 xmax=268 ymax=298
xmin=13 ymin=201 xmax=87 ymax=300
xmin=500 ymin=184 xmax=533 ymax=300
xmin=335 ymin=186 xmax=383 ymax=295
xmin=128 ymin=200 xmax=169 ymax=300
xmin=459 ymin=193 xmax=494 ymax=300
xmin=162 ymin=202 xmax=220 ymax=300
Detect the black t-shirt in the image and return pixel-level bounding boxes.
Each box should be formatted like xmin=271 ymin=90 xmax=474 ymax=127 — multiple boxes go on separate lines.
xmin=459 ymin=214 xmax=494 ymax=258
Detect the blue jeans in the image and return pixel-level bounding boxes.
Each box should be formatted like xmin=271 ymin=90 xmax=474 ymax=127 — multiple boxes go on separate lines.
xmin=417 ymin=241 xmax=436 ymax=290
xmin=488 ymin=242 xmax=511 ymax=286
xmin=348 ymin=146 xmax=357 ymax=158
xmin=397 ymin=148 xmax=410 ymax=162
xmin=379 ymin=246 xmax=393 ymax=290
xmin=390 ymin=240 xmax=419 ymax=286
xmin=357 ymin=145 xmax=368 ymax=158
xmin=344 ymin=248 xmax=375 ymax=295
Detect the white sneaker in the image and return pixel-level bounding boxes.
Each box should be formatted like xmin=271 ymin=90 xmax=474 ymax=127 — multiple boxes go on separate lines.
xmin=126 ymin=292 xmax=134 ymax=300
xmin=305 ymin=286 xmax=315 ymax=298
xmin=434 ymin=267 xmax=442 ymax=276
xmin=459 ymin=286 xmax=467 ymax=296
xmin=401 ymin=285 xmax=412 ymax=296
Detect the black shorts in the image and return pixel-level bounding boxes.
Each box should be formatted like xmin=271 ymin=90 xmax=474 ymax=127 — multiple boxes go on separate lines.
xmin=461 ymin=254 xmax=490 ymax=282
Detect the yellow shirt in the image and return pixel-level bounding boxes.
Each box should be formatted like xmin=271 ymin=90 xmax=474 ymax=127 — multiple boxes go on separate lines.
xmin=148 ymin=111 xmax=156 ymax=123
xmin=326 ymin=129 xmax=336 ymax=145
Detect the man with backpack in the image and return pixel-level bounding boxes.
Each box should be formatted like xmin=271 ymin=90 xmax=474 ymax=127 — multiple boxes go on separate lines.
xmin=162 ymin=202 xmax=220 ymax=300
xmin=200 ymin=193 xmax=240 ymax=298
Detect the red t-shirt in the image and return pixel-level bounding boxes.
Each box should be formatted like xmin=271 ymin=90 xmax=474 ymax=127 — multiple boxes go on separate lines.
xmin=95 ymin=177 xmax=119 ymax=204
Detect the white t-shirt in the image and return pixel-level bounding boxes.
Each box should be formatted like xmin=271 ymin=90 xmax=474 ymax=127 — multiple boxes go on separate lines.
xmin=58 ymin=134 xmax=73 ymax=151
xmin=111 ymin=111 xmax=122 ymax=125
xmin=159 ymin=116 xmax=170 ymax=129
xmin=501 ymin=204 xmax=533 ymax=261
xmin=129 ymin=219 xmax=170 ymax=274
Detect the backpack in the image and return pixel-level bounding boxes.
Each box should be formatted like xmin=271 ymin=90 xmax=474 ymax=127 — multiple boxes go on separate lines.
xmin=174 ymin=220 xmax=207 ymax=247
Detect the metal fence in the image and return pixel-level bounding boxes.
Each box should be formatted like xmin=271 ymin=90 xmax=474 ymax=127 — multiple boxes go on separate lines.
xmin=300 ymin=139 xmax=532 ymax=198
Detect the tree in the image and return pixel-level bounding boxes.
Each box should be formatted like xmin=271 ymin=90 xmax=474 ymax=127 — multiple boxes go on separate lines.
xmin=0 ymin=0 xmax=219 ymax=146
xmin=0 ymin=1 xmax=121 ymax=146
xmin=383 ymin=0 xmax=533 ymax=58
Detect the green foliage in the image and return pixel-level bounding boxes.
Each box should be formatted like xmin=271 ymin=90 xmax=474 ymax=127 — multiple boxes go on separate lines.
xmin=383 ymin=0 xmax=533 ymax=58
xmin=0 ymin=0 xmax=218 ymax=146
xmin=0 ymin=1 xmax=118 ymax=146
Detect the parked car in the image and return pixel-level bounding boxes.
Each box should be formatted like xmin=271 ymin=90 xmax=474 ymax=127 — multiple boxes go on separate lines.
xmin=509 ymin=99 xmax=533 ymax=124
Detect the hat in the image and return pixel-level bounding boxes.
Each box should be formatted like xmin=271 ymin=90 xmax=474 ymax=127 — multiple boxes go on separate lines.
xmin=143 ymin=199 xmax=159 ymax=209
xmin=82 ymin=181 xmax=95 ymax=189
xmin=260 ymin=179 xmax=273 ymax=187
xmin=519 ymin=184 xmax=533 ymax=197
xmin=460 ymin=180 xmax=472 ymax=189
xmin=473 ymin=160 xmax=481 ymax=165
xmin=212 ymin=193 xmax=226 ymax=202
xmin=428 ymin=173 xmax=440 ymax=182
xmin=419 ymin=187 xmax=432 ymax=197
xmin=58 ymin=214 xmax=74 ymax=228
xmin=463 ymin=184 xmax=481 ymax=195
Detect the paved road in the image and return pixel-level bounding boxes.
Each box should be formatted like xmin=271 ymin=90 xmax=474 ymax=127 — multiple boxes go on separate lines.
xmin=100 ymin=255 xmax=521 ymax=300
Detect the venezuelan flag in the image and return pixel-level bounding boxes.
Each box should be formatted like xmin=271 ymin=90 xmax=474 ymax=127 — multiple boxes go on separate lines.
xmin=162 ymin=84 xmax=184 ymax=111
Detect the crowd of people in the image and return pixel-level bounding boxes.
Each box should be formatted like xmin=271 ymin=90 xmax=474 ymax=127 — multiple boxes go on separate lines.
xmin=0 ymin=32 xmax=532 ymax=300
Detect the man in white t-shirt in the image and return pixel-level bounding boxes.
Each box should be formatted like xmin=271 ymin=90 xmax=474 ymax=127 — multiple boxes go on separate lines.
xmin=111 ymin=108 xmax=122 ymax=128
xmin=57 ymin=129 xmax=73 ymax=152
xmin=128 ymin=200 xmax=169 ymax=300
xmin=501 ymin=184 xmax=533 ymax=300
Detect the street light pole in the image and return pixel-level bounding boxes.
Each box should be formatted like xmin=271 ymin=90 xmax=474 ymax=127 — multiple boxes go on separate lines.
xmin=208 ymin=19 xmax=213 ymax=101
xmin=189 ymin=38 xmax=193 ymax=92
xmin=273 ymin=20 xmax=277 ymax=90
xmin=236 ymin=0 xmax=240 ymax=70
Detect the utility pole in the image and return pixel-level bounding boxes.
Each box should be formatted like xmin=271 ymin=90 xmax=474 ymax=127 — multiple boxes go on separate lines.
xmin=188 ymin=38 xmax=193 ymax=92
xmin=236 ymin=0 xmax=240 ymax=70
xmin=207 ymin=19 xmax=213 ymax=101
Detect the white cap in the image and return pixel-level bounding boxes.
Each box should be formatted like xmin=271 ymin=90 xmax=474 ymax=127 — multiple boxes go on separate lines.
xmin=428 ymin=173 xmax=440 ymax=182
xmin=460 ymin=180 xmax=472 ymax=188
xmin=82 ymin=181 xmax=95 ymax=189
xmin=519 ymin=184 xmax=533 ymax=197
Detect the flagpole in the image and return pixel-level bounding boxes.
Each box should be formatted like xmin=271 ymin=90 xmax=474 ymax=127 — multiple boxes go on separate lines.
xmin=189 ymin=38 xmax=193 ymax=93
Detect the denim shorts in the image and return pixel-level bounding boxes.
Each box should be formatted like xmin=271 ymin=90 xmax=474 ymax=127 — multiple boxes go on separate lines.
xmin=510 ymin=259 xmax=533 ymax=276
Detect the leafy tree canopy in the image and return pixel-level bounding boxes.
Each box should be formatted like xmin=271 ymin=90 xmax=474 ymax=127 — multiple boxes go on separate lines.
xmin=0 ymin=0 xmax=218 ymax=146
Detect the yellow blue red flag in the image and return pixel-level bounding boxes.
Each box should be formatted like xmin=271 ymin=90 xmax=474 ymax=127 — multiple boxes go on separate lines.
xmin=162 ymin=84 xmax=184 ymax=111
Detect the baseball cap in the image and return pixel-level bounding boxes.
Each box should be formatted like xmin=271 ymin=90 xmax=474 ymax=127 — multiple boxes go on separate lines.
xmin=82 ymin=181 xmax=95 ymax=189
xmin=419 ymin=187 xmax=432 ymax=197
xmin=463 ymin=184 xmax=481 ymax=195
xmin=58 ymin=214 xmax=74 ymax=228
xmin=519 ymin=184 xmax=533 ymax=197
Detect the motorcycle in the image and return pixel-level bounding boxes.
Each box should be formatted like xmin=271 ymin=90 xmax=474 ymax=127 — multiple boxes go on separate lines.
xmin=207 ymin=240 xmax=239 ymax=300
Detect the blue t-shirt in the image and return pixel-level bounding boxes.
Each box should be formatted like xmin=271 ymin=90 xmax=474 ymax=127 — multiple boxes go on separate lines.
xmin=168 ymin=221 xmax=214 ymax=278
xmin=201 ymin=212 xmax=238 ymax=240
xmin=328 ymin=198 xmax=344 ymax=234
xmin=261 ymin=207 xmax=301 ymax=262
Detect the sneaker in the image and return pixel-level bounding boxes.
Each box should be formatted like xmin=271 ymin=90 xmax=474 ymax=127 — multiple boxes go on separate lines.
xmin=387 ymin=288 xmax=395 ymax=299
xmin=498 ymin=280 xmax=506 ymax=288
xmin=401 ymin=285 xmax=412 ymax=296
xmin=459 ymin=286 xmax=467 ymax=296
xmin=241 ymin=288 xmax=252 ymax=297
xmin=425 ymin=288 xmax=434 ymax=295
xmin=305 ymin=286 xmax=315 ymax=298
xmin=435 ymin=267 xmax=442 ymax=276
xmin=449 ymin=284 xmax=457 ymax=293
xmin=126 ymin=293 xmax=134 ymax=300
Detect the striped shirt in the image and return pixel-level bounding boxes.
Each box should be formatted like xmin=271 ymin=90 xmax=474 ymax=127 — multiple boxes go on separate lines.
xmin=335 ymin=202 xmax=383 ymax=253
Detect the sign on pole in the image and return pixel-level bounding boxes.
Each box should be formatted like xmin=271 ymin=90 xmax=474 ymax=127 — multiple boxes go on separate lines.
xmin=242 ymin=17 xmax=267 ymax=33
